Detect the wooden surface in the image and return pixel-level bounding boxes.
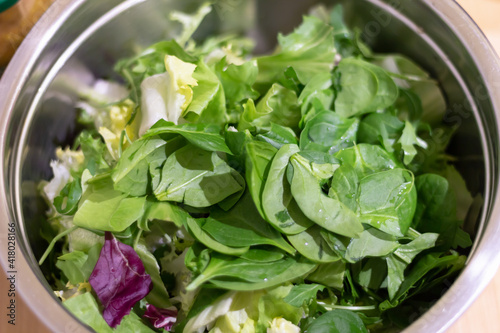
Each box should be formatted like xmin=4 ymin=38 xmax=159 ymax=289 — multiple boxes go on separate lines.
xmin=1 ymin=0 xmax=500 ymax=332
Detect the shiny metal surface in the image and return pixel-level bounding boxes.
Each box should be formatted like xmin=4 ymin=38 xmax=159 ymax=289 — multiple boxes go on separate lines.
xmin=0 ymin=0 xmax=499 ymax=332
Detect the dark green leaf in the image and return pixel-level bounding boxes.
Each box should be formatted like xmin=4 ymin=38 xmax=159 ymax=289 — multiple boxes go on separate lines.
xmin=304 ymin=309 xmax=368 ymax=333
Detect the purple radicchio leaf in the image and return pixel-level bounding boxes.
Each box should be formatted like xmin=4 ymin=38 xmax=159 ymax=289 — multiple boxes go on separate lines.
xmin=143 ymin=304 xmax=178 ymax=330
xmin=89 ymin=232 xmax=152 ymax=328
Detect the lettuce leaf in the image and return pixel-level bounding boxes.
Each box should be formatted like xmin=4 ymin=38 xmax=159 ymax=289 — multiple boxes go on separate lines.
xmin=89 ymin=232 xmax=153 ymax=328
xmin=139 ymin=55 xmax=198 ymax=134
xmin=257 ymin=16 xmax=336 ymax=85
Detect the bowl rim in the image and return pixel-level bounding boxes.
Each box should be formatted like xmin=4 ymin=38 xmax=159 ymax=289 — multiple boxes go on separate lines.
xmin=0 ymin=0 xmax=500 ymax=332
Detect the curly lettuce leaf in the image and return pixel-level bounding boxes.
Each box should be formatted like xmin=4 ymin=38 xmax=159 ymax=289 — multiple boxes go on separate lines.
xmin=257 ymin=16 xmax=336 ymax=85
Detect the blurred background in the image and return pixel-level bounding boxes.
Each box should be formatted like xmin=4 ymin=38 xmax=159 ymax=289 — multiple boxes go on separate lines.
xmin=0 ymin=0 xmax=499 ymax=332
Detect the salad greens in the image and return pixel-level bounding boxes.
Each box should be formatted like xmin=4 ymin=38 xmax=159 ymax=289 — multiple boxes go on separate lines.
xmin=39 ymin=3 xmax=473 ymax=333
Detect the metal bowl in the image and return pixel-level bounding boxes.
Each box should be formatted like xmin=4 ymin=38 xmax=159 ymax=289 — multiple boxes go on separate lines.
xmin=1 ymin=0 xmax=499 ymax=332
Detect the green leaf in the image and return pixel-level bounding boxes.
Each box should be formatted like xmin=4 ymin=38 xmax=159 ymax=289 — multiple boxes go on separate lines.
xmin=210 ymin=191 xmax=296 ymax=254
xmin=262 ymin=144 xmax=314 ymax=234
xmin=185 ymin=217 xmax=249 ymax=256
xmin=134 ymin=241 xmax=171 ymax=308
xmin=188 ymin=254 xmax=299 ymax=289
xmin=372 ymin=54 xmax=446 ymax=125
xmin=244 ymin=140 xmax=278 ymax=216
xmin=334 ymin=58 xmax=398 ymax=118
xmin=398 ymin=121 xmax=427 ymax=165
xmin=288 ymin=226 xmax=341 ymax=263
xmin=300 ymin=110 xmax=358 ymax=154
xmin=77 ymin=131 xmax=111 ymax=175
xmin=215 ymin=58 xmax=260 ymax=107
xmin=357 ymin=112 xmax=405 ymax=152
xmin=393 ymin=232 xmax=438 ymax=264
xmin=54 ymin=177 xmax=82 ymax=215
xmin=201 ymin=216 xmax=289 ymax=249
xmin=345 ymin=228 xmax=399 ymax=263
xmin=304 ymin=309 xmax=368 ymax=333
xmin=357 ymin=168 xmax=416 ymax=237
xmin=115 ymin=40 xmax=197 ymax=102
xmin=185 ymin=59 xmax=229 ymax=125
xmin=154 ymin=144 xmax=243 ymax=207
xmin=298 ymin=72 xmax=334 ymax=115
xmin=112 ymin=136 xmax=184 ymax=196
xmin=73 ymin=188 xmax=146 ymax=232
xmin=328 ymin=163 xmax=359 ymax=212
xmin=207 ymin=256 xmax=317 ymax=291
xmin=335 ymin=144 xmax=401 ymax=178
xmin=257 ymin=293 xmax=303 ymax=331
xmin=255 ymin=123 xmax=298 ymax=150
xmin=238 ymin=84 xmax=301 ymax=132
xmin=56 ymin=250 xmax=91 ymax=285
xmin=63 ymin=293 xmax=155 ymax=333
xmin=169 ymin=2 xmax=212 ymax=46
xmin=143 ymin=121 xmax=231 ymax=154
xmin=391 ymin=252 xmax=466 ymax=302
xmin=412 ymin=174 xmax=461 ymax=249
xmin=138 ymin=200 xmax=186 ymax=230
xmin=284 ymin=283 xmax=325 ymax=307
xmin=355 ymin=258 xmax=387 ymax=290
xmin=239 ymin=247 xmax=285 ymax=262
xmin=289 ymin=155 xmax=363 ymax=238
xmin=257 ymin=16 xmax=336 ymax=84
xmin=306 ymin=261 xmax=346 ymax=290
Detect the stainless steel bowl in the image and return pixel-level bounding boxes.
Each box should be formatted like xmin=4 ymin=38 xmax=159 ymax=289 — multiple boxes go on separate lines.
xmin=1 ymin=0 xmax=499 ymax=332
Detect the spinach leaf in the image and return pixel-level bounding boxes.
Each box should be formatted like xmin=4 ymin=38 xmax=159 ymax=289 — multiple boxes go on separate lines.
xmin=300 ymin=110 xmax=358 ymax=154
xmin=298 ymin=72 xmax=334 ymax=115
xmin=112 ymin=136 xmax=184 ymax=196
xmin=201 ymin=216 xmax=289 ymax=249
xmin=143 ymin=121 xmax=231 ymax=154
xmin=328 ymin=163 xmax=359 ymax=212
xmin=345 ymin=228 xmax=399 ymax=263
xmin=358 ymin=168 xmax=416 ymax=237
xmin=188 ymin=254 xmax=298 ymax=289
xmin=138 ymin=200 xmax=186 ymax=230
xmin=154 ymin=144 xmax=243 ymax=207
xmin=290 ymin=155 xmax=363 ymax=238
xmin=372 ymin=54 xmax=446 ymax=126
xmin=306 ymin=261 xmax=346 ymax=290
xmin=335 ymin=144 xmax=400 ymax=177
xmin=334 ymin=58 xmax=398 ymax=118
xmin=207 ymin=256 xmax=317 ymax=291
xmin=262 ymin=144 xmax=314 ymax=234
xmin=185 ymin=215 xmax=249 ymax=256
xmin=239 ymin=247 xmax=285 ymax=262
xmin=255 ymin=123 xmax=298 ymax=150
xmin=390 ymin=251 xmax=466 ymax=302
xmin=244 ymin=140 xmax=278 ymax=216
xmin=355 ymin=258 xmax=387 ymax=290
xmin=304 ymin=309 xmax=368 ymax=333
xmin=357 ymin=112 xmax=404 ymax=152
xmin=412 ymin=174 xmax=461 ymax=249
xmin=288 ymin=225 xmax=341 ymax=263
xmin=210 ymin=191 xmax=296 ymax=254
